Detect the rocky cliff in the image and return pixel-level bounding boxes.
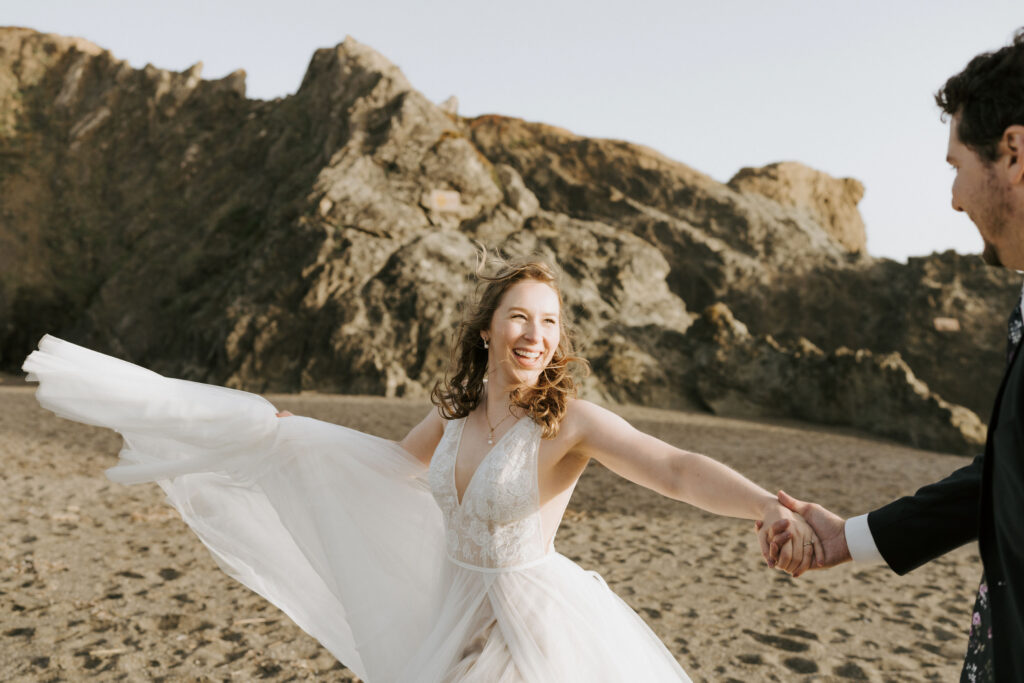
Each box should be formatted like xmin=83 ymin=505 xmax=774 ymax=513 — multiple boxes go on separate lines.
xmin=1 ymin=27 xmax=1017 ymax=454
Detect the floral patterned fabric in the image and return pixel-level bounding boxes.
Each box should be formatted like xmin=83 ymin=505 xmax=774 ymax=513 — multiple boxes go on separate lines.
xmin=1007 ymin=287 xmax=1023 ymax=363
xmin=960 ymin=288 xmax=1022 ymax=681
xmin=961 ymin=577 xmax=994 ymax=682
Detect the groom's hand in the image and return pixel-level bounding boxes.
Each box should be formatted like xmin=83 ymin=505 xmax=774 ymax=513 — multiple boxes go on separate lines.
xmin=766 ymin=491 xmax=852 ymax=571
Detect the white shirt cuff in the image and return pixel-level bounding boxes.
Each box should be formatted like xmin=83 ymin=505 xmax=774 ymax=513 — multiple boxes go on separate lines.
xmin=844 ymin=514 xmax=885 ymax=563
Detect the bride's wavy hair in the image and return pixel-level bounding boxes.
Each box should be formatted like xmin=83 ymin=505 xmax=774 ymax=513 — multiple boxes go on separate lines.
xmin=431 ymin=250 xmax=588 ymax=438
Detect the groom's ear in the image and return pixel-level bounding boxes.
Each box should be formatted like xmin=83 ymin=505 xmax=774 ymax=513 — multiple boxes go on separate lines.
xmin=1001 ymin=125 xmax=1024 ymax=184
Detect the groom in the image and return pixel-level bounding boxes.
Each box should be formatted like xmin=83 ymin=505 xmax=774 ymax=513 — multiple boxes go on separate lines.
xmin=767 ymin=30 xmax=1024 ymax=681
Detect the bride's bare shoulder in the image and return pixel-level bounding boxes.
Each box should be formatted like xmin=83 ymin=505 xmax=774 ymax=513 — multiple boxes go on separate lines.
xmin=564 ymin=398 xmax=615 ymax=424
xmin=559 ymin=399 xmax=619 ymax=441
xmin=561 ymin=399 xmax=638 ymax=448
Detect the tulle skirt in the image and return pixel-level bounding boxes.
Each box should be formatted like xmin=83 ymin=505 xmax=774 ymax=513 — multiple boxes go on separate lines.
xmin=23 ymin=336 xmax=689 ymax=682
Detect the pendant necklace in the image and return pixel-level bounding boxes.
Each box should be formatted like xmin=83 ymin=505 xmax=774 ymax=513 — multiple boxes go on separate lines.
xmin=484 ymin=388 xmax=515 ymax=445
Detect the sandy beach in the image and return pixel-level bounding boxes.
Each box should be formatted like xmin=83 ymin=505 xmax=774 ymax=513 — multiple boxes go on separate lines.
xmin=1 ymin=385 xmax=978 ymax=682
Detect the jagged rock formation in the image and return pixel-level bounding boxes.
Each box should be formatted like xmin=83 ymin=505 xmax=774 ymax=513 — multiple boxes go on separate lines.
xmin=0 ymin=27 xmax=1015 ymax=454
xmin=685 ymin=304 xmax=987 ymax=455
xmin=464 ymin=118 xmax=1020 ymax=422
xmin=721 ymin=251 xmax=1019 ymax=424
xmin=464 ymin=116 xmax=863 ymax=308
xmin=728 ymin=161 xmax=867 ymax=254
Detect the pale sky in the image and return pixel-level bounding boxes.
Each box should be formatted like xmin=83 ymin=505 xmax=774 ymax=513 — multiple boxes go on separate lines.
xmin=5 ymin=1 xmax=1022 ymax=261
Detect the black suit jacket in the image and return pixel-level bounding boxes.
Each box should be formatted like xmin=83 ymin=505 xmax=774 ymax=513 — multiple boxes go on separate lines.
xmin=868 ymin=339 xmax=1024 ymax=679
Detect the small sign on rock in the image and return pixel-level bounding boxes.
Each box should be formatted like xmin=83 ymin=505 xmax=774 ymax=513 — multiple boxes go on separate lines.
xmin=428 ymin=190 xmax=461 ymax=213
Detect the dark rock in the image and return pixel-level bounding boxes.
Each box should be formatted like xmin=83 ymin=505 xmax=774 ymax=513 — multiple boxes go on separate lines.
xmin=464 ymin=114 xmax=1019 ymax=423
xmin=0 ymin=27 xmax=1014 ymax=453
xmin=686 ymin=304 xmax=986 ymax=455
xmin=722 ymin=251 xmax=1020 ymax=422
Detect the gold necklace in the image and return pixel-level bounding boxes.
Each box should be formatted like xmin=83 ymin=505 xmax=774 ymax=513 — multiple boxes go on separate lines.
xmin=484 ymin=390 xmax=515 ymax=445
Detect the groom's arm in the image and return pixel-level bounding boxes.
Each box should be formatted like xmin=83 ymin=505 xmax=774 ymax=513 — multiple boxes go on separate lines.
xmin=865 ymin=454 xmax=982 ymax=575
xmin=771 ymin=455 xmax=983 ymax=572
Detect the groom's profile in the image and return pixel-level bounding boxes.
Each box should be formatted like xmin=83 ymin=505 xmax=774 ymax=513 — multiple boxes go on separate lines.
xmin=768 ymin=28 xmax=1024 ymax=682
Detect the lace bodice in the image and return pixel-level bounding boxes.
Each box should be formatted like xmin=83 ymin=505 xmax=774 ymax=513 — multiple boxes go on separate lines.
xmin=428 ymin=416 xmax=547 ymax=569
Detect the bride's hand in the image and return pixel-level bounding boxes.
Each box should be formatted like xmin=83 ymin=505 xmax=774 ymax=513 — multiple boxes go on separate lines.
xmin=757 ymin=503 xmax=822 ymax=577
xmin=275 ymin=410 xmax=294 ymax=418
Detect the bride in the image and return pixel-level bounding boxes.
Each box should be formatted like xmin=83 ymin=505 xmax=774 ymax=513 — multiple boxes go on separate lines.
xmin=24 ymin=254 xmax=820 ymax=682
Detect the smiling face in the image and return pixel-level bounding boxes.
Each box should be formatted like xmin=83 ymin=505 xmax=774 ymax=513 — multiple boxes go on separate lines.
xmin=948 ymin=117 xmax=1016 ymax=266
xmin=482 ymin=279 xmax=561 ymax=389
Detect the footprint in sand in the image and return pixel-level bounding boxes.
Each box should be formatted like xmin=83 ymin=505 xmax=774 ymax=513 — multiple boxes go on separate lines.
xmin=158 ymin=567 xmax=182 ymax=581
xmin=833 ymin=660 xmax=869 ymax=680
xmin=782 ymin=656 xmax=818 ymax=673
xmin=742 ymin=628 xmax=810 ymax=652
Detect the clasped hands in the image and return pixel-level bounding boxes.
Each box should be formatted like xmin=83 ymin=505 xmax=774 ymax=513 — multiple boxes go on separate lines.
xmin=755 ymin=491 xmax=851 ymax=577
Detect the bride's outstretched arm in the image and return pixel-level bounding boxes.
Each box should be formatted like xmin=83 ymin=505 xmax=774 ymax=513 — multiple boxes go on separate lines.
xmin=567 ymin=400 xmax=822 ymax=575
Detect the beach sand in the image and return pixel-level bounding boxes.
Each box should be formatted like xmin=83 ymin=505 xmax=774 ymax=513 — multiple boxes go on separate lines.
xmin=1 ymin=385 xmax=978 ymax=682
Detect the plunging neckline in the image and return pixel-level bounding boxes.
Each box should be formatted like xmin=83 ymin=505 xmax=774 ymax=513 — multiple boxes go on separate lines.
xmin=452 ymin=414 xmax=528 ymax=507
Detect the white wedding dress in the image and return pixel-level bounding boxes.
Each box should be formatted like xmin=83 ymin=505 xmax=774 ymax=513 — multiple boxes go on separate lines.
xmin=23 ymin=335 xmax=690 ymax=682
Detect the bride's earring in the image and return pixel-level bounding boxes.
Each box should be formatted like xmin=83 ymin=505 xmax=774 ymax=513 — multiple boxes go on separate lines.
xmin=482 ymin=338 xmax=490 ymax=383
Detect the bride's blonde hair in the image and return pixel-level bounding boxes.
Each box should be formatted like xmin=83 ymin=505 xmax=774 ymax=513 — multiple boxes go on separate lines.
xmin=430 ymin=251 xmax=588 ymax=438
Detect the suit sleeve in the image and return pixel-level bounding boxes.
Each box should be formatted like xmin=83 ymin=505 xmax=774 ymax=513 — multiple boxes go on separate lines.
xmin=866 ymin=455 xmax=982 ymax=575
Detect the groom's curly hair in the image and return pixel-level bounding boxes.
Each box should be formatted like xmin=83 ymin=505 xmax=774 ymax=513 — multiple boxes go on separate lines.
xmin=431 ymin=249 xmax=588 ymax=439
xmin=937 ymin=27 xmax=1024 ymax=161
